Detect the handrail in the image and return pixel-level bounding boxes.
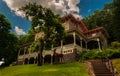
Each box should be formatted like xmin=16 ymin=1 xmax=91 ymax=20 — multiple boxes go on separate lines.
xmin=103 ymin=59 xmax=114 ymax=73
xmin=104 ymin=59 xmax=120 ymax=76
xmin=107 ymin=60 xmax=114 ymax=73
xmin=109 ymin=60 xmax=120 ymax=76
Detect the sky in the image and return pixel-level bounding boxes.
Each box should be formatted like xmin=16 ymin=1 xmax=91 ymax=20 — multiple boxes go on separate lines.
xmin=0 ymin=0 xmax=112 ymax=35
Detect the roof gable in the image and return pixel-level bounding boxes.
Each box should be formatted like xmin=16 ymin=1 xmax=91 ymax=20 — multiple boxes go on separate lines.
xmin=62 ymin=14 xmax=88 ymax=32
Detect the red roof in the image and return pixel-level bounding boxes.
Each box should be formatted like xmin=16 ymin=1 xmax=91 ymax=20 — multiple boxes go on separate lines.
xmin=84 ymin=27 xmax=104 ymax=34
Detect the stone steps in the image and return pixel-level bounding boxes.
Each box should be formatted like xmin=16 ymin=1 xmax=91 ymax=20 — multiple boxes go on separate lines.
xmin=90 ymin=60 xmax=114 ymax=76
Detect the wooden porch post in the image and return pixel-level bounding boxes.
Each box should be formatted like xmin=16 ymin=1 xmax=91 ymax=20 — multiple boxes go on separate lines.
xmin=73 ymin=32 xmax=76 ymax=46
xmin=85 ymin=42 xmax=87 ymax=50
xmin=97 ymin=38 xmax=101 ymax=50
xmin=17 ymin=48 xmax=21 ymax=64
xmin=23 ymin=47 xmax=27 ymax=64
xmin=51 ymin=55 xmax=53 ymax=64
xmin=42 ymin=55 xmax=44 ymax=64
xmin=61 ymin=40 xmax=63 ymax=53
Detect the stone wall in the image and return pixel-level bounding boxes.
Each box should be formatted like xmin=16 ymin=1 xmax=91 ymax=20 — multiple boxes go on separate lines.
xmin=63 ymin=49 xmax=77 ymax=63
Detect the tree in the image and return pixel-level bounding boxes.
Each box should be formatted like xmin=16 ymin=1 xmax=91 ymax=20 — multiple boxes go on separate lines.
xmin=19 ymin=3 xmax=66 ymax=66
xmin=82 ymin=2 xmax=116 ymax=43
xmin=113 ymin=0 xmax=120 ymax=42
xmin=83 ymin=1 xmax=120 ymax=42
xmin=0 ymin=13 xmax=18 ymax=66
xmin=18 ymin=28 xmax=35 ymax=47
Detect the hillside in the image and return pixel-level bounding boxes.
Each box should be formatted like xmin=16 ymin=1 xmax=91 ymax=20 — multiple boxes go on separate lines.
xmin=0 ymin=62 xmax=88 ymax=76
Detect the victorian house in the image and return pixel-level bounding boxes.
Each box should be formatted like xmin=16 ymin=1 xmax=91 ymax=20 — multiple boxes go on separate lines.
xmin=17 ymin=14 xmax=108 ymax=64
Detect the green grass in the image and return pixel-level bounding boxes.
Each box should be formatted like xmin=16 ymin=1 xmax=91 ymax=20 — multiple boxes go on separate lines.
xmin=112 ymin=58 xmax=120 ymax=73
xmin=0 ymin=62 xmax=88 ymax=76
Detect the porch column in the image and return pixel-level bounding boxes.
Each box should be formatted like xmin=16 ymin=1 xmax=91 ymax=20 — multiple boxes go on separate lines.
xmin=73 ymin=32 xmax=76 ymax=46
xmin=51 ymin=55 xmax=53 ymax=64
xmin=34 ymin=57 xmax=36 ymax=64
xmin=42 ymin=56 xmax=44 ymax=64
xmin=28 ymin=58 xmax=30 ymax=64
xmin=17 ymin=48 xmax=21 ymax=64
xmin=61 ymin=40 xmax=63 ymax=53
xmin=101 ymin=41 xmax=104 ymax=50
xmin=24 ymin=47 xmax=26 ymax=55
xmin=51 ymin=45 xmax=53 ymax=50
xmin=18 ymin=48 xmax=21 ymax=58
xmin=97 ymin=38 xmax=101 ymax=50
xmin=28 ymin=49 xmax=31 ymax=64
xmin=23 ymin=47 xmax=27 ymax=64
xmin=85 ymin=42 xmax=87 ymax=50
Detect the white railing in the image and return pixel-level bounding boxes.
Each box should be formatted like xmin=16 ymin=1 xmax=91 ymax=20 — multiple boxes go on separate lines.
xmin=54 ymin=44 xmax=83 ymax=54
xmin=18 ymin=52 xmax=38 ymax=59
xmin=18 ymin=44 xmax=84 ymax=59
xmin=18 ymin=55 xmax=24 ymax=59
xmin=43 ymin=50 xmax=53 ymax=56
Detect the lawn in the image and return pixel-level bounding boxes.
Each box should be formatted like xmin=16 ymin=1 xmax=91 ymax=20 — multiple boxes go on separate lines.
xmin=112 ymin=58 xmax=120 ymax=73
xmin=0 ymin=62 xmax=89 ymax=76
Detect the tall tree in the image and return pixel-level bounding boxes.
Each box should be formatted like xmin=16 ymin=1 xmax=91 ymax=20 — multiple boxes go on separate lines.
xmin=0 ymin=13 xmax=18 ymax=66
xmin=113 ymin=0 xmax=120 ymax=41
xmin=82 ymin=2 xmax=116 ymax=43
xmin=83 ymin=1 xmax=120 ymax=42
xmin=19 ymin=3 xmax=65 ymax=66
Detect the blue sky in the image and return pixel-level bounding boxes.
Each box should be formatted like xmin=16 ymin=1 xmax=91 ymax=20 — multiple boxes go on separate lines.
xmin=0 ymin=0 xmax=112 ymax=35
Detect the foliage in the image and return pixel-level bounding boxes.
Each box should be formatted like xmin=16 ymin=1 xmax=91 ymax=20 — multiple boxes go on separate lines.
xmin=0 ymin=13 xmax=18 ymax=66
xmin=19 ymin=3 xmax=66 ymax=49
xmin=78 ymin=48 xmax=120 ymax=60
xmin=18 ymin=29 xmax=35 ymax=45
xmin=111 ymin=41 xmax=120 ymax=49
xmin=18 ymin=34 xmax=35 ymax=45
xmin=0 ymin=14 xmax=11 ymax=33
xmin=19 ymin=3 xmax=66 ymax=65
xmin=28 ymin=38 xmax=41 ymax=52
xmin=78 ymin=50 xmax=106 ymax=60
xmin=113 ymin=0 xmax=120 ymax=41
xmin=0 ymin=62 xmax=88 ymax=76
xmin=83 ymin=1 xmax=120 ymax=42
xmin=112 ymin=58 xmax=120 ymax=73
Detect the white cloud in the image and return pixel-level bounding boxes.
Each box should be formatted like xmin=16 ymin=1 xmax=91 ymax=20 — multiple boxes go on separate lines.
xmin=14 ymin=26 xmax=26 ymax=35
xmin=88 ymin=9 xmax=91 ymax=12
xmin=3 ymin=0 xmax=82 ymax=19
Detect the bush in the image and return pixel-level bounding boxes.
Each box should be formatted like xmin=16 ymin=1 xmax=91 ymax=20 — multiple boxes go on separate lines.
xmin=111 ymin=41 xmax=120 ymax=49
xmin=10 ymin=61 xmax=17 ymax=66
xmin=78 ymin=48 xmax=120 ymax=60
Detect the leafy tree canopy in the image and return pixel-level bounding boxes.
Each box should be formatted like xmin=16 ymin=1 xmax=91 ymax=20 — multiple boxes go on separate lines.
xmin=83 ymin=1 xmax=120 ymax=43
xmin=19 ymin=3 xmax=66 ymax=66
xmin=19 ymin=3 xmax=66 ymax=49
xmin=0 ymin=14 xmax=11 ymax=33
xmin=0 ymin=13 xmax=18 ymax=66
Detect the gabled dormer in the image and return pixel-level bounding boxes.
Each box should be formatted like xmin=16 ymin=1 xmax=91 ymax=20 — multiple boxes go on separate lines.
xmin=61 ymin=14 xmax=88 ymax=33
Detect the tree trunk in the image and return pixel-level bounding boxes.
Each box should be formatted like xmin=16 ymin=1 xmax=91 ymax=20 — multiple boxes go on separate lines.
xmin=37 ymin=39 xmax=44 ymax=66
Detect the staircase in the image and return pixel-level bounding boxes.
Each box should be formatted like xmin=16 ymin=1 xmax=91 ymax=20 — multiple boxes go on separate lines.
xmin=90 ymin=60 xmax=114 ymax=76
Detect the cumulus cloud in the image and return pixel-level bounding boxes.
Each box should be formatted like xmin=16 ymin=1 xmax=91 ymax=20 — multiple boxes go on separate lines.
xmin=3 ymin=0 xmax=82 ymax=19
xmin=14 ymin=26 xmax=26 ymax=35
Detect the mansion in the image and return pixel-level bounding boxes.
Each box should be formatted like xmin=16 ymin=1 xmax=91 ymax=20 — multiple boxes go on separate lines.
xmin=17 ymin=14 xmax=108 ymax=64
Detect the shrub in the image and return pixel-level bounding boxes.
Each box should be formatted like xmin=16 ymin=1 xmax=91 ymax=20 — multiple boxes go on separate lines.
xmin=111 ymin=41 xmax=120 ymax=49
xmin=78 ymin=48 xmax=120 ymax=60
